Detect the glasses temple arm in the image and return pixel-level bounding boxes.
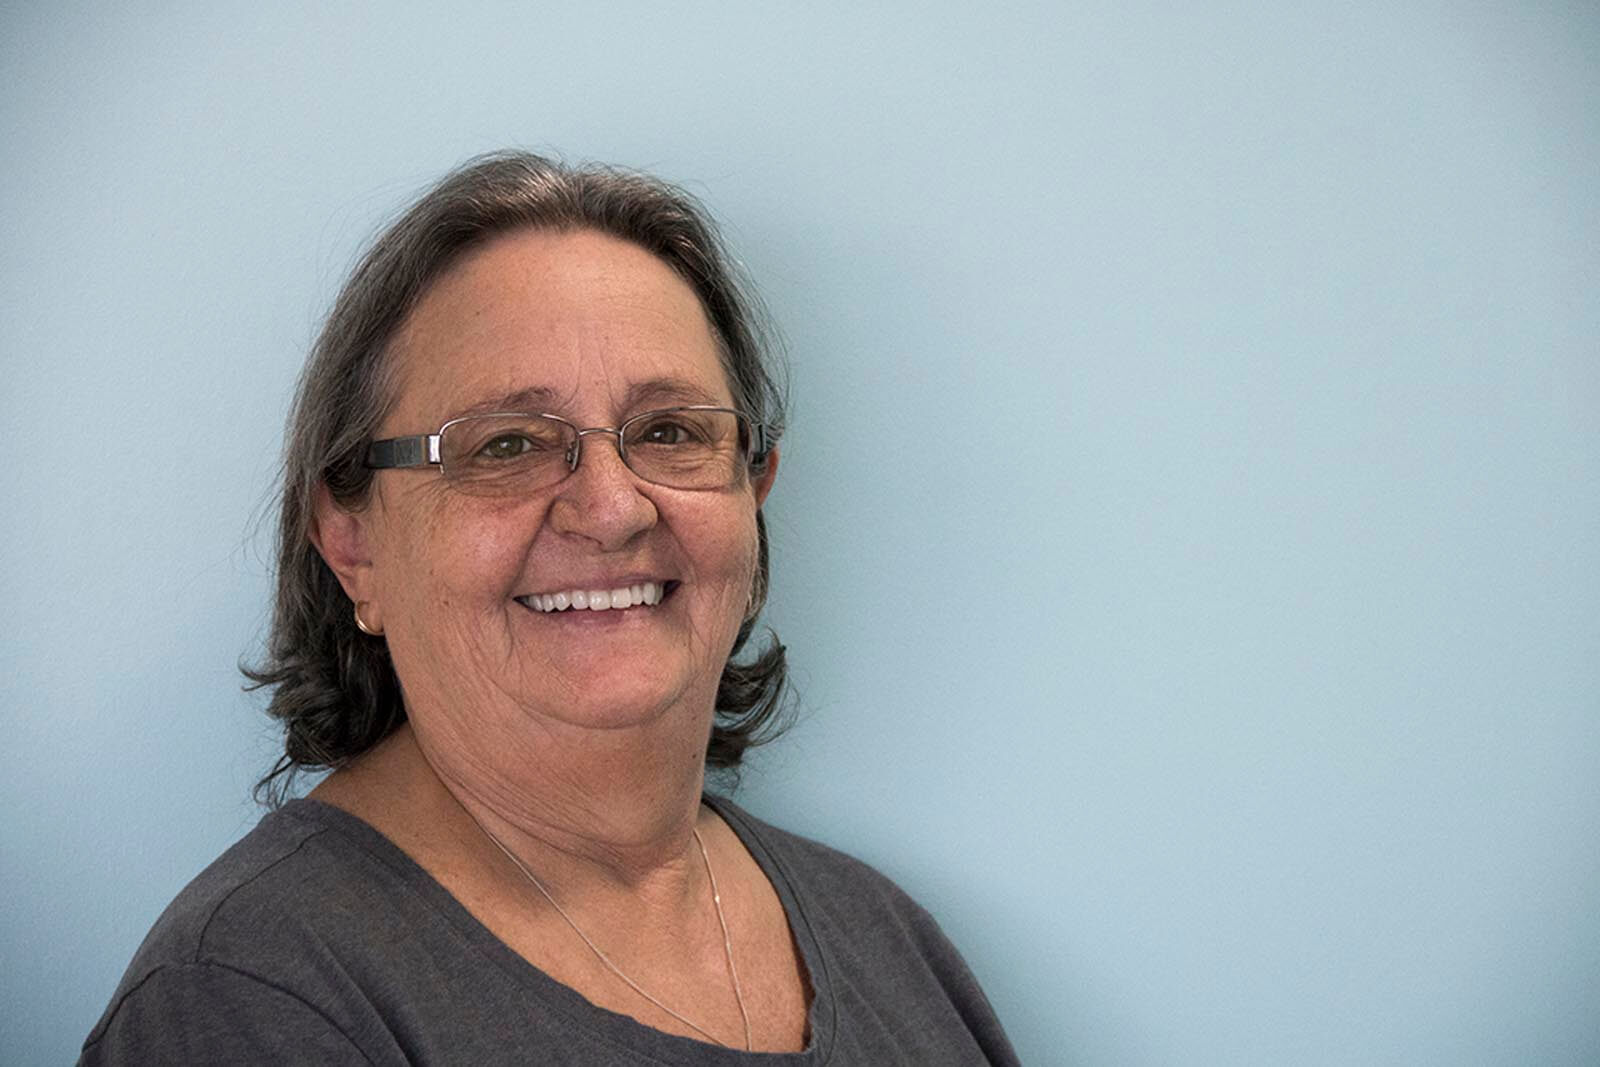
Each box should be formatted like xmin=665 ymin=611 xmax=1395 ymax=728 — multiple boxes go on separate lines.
xmin=366 ymin=435 xmax=440 ymax=469
xmin=750 ymin=423 xmax=776 ymax=463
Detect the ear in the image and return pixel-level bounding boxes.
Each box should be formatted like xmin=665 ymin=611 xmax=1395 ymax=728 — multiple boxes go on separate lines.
xmin=751 ymin=446 xmax=779 ymax=509
xmin=309 ymin=483 xmax=379 ymax=607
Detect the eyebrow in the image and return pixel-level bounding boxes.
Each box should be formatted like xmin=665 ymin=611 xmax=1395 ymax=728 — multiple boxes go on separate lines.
xmin=449 ymin=377 xmax=727 ymax=421
xmin=453 ymin=385 xmax=562 ymax=418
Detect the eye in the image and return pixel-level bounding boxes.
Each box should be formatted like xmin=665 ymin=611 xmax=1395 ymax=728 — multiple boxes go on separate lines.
xmin=639 ymin=420 xmax=691 ymax=445
xmin=439 ymin=415 xmax=573 ymax=491
xmin=632 ymin=411 xmax=715 ymax=447
xmin=476 ymin=433 xmax=539 ymax=460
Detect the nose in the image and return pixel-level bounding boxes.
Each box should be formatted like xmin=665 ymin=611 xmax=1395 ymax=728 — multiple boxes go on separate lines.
xmin=547 ymin=428 xmax=658 ymax=550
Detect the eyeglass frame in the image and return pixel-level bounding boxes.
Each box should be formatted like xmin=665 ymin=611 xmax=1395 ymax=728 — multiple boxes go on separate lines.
xmin=364 ymin=404 xmax=774 ymax=491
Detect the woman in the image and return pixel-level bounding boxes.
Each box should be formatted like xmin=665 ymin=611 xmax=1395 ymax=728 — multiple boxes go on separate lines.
xmin=81 ymin=152 xmax=1018 ymax=1065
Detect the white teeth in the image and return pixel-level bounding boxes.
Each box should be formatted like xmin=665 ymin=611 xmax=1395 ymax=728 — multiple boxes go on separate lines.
xmin=521 ymin=581 xmax=665 ymax=613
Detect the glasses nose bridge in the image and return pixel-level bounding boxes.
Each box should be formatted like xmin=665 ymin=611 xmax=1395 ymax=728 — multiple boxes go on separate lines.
xmin=568 ymin=423 xmax=632 ymax=477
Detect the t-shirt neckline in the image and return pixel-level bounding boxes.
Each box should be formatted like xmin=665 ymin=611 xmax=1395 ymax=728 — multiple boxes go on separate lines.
xmin=278 ymin=793 xmax=834 ymax=1065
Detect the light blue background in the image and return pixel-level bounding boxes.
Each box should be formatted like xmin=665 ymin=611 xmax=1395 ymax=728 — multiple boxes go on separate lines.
xmin=4 ymin=4 xmax=1597 ymax=1064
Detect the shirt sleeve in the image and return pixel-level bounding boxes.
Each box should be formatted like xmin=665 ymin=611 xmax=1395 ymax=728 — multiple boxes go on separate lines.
xmin=79 ymin=961 xmax=375 ymax=1067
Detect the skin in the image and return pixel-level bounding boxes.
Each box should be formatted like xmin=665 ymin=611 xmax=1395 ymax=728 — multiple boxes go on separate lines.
xmin=309 ymin=228 xmax=806 ymax=1050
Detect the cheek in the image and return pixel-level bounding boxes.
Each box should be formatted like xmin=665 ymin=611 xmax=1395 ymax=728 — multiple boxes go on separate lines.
xmin=691 ymin=503 xmax=762 ymax=609
xmin=374 ymin=494 xmax=541 ymax=616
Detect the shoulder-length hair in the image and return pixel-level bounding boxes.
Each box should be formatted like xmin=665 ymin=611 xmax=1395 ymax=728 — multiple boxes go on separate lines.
xmin=247 ymin=151 xmax=789 ymax=805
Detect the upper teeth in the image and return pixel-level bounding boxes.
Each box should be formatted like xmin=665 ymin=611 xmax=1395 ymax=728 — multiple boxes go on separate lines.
xmin=521 ymin=581 xmax=665 ymax=613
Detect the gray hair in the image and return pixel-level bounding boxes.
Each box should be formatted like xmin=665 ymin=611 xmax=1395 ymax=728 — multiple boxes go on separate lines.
xmin=246 ymin=151 xmax=790 ymax=804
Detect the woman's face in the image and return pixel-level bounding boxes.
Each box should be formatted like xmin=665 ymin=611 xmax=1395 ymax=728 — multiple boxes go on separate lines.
xmin=329 ymin=228 xmax=775 ymax=752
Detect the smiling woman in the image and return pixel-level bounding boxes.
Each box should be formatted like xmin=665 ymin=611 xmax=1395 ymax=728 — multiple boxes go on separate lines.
xmin=318 ymin=228 xmax=774 ymax=757
xmin=78 ymin=152 xmax=1019 ymax=1066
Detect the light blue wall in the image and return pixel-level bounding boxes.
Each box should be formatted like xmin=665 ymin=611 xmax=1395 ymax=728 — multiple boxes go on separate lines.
xmin=4 ymin=4 xmax=1597 ymax=1064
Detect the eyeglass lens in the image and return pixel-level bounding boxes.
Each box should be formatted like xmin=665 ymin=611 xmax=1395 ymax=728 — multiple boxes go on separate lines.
xmin=438 ymin=409 xmax=748 ymax=495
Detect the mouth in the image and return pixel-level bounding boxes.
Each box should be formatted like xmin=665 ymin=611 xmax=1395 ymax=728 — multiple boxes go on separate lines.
xmin=515 ymin=580 xmax=677 ymax=614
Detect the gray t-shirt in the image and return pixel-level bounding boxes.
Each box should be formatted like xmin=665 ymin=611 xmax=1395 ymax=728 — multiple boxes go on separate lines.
xmin=81 ymin=796 xmax=1019 ymax=1065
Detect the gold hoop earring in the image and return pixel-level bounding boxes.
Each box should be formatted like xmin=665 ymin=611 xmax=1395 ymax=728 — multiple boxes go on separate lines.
xmin=354 ymin=602 xmax=383 ymax=636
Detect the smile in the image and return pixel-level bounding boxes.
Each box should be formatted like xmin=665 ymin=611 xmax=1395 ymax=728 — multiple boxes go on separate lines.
xmin=516 ymin=580 xmax=671 ymax=614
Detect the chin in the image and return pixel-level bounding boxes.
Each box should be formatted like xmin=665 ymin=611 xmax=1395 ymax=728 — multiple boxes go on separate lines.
xmin=516 ymin=661 xmax=713 ymax=731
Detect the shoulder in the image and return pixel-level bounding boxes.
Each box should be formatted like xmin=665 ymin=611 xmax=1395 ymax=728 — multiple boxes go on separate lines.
xmin=81 ymin=802 xmax=396 ymax=1059
xmin=708 ymin=795 xmax=959 ymax=960
xmin=709 ymin=795 xmax=1022 ymax=1065
xmin=100 ymin=802 xmax=375 ymax=974
xmin=709 ymin=794 xmax=904 ymax=893
xmin=79 ymin=959 xmax=371 ymax=1065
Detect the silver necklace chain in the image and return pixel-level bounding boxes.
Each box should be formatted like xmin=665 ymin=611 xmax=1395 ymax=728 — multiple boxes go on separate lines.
xmin=471 ymin=812 xmax=753 ymax=1050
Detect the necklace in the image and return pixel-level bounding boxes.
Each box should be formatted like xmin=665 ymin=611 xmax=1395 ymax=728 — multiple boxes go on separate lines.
xmin=470 ymin=811 xmax=753 ymax=1051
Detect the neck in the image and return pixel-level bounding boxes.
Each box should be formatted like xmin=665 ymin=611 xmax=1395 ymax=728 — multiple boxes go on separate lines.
xmin=315 ymin=715 xmax=712 ymax=895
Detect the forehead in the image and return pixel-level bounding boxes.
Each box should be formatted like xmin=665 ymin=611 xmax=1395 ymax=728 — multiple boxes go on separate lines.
xmin=384 ymin=227 xmax=731 ymax=427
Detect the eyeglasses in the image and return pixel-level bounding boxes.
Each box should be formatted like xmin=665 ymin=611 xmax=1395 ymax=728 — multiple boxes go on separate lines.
xmin=366 ymin=406 xmax=772 ymax=496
